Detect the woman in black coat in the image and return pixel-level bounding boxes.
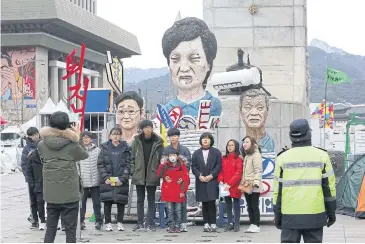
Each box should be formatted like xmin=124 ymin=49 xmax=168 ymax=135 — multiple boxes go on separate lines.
xmin=97 ymin=127 xmax=131 ymax=232
xmin=192 ymin=132 xmax=222 ymax=233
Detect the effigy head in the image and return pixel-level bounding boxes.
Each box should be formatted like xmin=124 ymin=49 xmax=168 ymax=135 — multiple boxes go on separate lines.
xmin=239 ymin=88 xmax=269 ymax=129
xmin=162 ymin=17 xmax=217 ymax=90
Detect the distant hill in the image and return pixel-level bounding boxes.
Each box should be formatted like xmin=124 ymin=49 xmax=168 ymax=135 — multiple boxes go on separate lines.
xmin=124 ymin=39 xmax=365 ymax=108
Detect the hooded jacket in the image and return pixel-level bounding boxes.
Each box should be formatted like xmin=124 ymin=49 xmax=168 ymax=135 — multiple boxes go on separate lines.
xmin=21 ymin=137 xmax=38 ymax=182
xmin=218 ymin=153 xmax=243 ymax=198
xmin=79 ymin=143 xmax=101 ymax=188
xmin=26 ymin=149 xmax=43 ymax=195
xmin=37 ymin=127 xmax=89 ymax=204
xmin=157 ymin=159 xmax=190 ymax=203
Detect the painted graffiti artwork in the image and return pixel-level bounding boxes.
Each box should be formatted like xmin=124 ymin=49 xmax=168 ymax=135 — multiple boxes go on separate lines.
xmin=1 ymin=47 xmax=36 ymax=100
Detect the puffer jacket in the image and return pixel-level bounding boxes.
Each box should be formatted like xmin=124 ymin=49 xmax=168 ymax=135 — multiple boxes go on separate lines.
xmin=218 ymin=153 xmax=243 ymax=198
xmin=97 ymin=140 xmax=131 ymax=204
xmin=37 ymin=127 xmax=89 ymax=204
xmin=242 ymin=146 xmax=263 ymax=193
xmin=21 ymin=137 xmax=38 ymax=182
xmin=79 ymin=144 xmax=100 ymax=188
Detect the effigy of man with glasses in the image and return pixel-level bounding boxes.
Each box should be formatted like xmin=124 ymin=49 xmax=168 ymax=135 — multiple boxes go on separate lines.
xmin=114 ymin=91 xmax=144 ymax=146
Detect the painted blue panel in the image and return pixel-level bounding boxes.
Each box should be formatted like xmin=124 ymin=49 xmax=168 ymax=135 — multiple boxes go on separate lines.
xmin=81 ymin=90 xmax=110 ymax=113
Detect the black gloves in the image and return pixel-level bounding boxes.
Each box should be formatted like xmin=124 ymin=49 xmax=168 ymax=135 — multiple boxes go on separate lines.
xmin=327 ymin=213 xmax=336 ymax=227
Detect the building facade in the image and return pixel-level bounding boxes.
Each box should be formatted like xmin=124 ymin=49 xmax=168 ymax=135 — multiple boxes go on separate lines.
xmin=1 ymin=0 xmax=141 ymax=124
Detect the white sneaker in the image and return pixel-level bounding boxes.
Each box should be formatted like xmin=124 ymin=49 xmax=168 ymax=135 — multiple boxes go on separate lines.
xmin=247 ymin=224 xmax=260 ymax=233
xmin=245 ymin=224 xmax=254 ymax=233
xmin=117 ymin=222 xmax=124 ymax=231
xmin=105 ymin=223 xmax=113 ymax=232
xmin=39 ymin=223 xmax=46 ymax=230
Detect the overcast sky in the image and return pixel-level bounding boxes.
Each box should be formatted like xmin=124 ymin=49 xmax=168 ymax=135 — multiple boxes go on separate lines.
xmin=97 ymin=0 xmax=365 ymax=69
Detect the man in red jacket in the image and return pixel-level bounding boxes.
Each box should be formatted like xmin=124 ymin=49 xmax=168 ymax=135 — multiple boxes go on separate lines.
xmin=157 ymin=148 xmax=190 ymax=233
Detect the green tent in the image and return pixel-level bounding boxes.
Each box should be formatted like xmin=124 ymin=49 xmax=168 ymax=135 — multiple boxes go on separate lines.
xmin=336 ymin=154 xmax=365 ymax=218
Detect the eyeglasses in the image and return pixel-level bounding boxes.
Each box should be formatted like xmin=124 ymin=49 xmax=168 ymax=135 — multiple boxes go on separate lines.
xmin=117 ymin=110 xmax=140 ymax=116
xmin=111 ymin=133 xmax=121 ymax=136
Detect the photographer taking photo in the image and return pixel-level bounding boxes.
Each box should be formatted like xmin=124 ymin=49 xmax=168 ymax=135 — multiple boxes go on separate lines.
xmin=37 ymin=112 xmax=88 ymax=243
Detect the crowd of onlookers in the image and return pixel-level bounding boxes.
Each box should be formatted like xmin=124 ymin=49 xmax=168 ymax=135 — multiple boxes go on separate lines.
xmin=22 ymin=110 xmax=265 ymax=242
xmin=22 ymin=112 xmax=336 ymax=243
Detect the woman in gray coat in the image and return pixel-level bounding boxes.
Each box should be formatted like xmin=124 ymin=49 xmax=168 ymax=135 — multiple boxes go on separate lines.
xmin=79 ymin=131 xmax=102 ymax=230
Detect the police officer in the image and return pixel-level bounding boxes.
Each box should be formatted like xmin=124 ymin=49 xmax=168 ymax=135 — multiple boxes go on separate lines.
xmin=273 ymin=119 xmax=336 ymax=243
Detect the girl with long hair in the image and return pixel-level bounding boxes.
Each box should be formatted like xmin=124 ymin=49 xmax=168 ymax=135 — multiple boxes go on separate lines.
xmin=218 ymin=139 xmax=243 ymax=232
xmin=240 ymin=136 xmax=263 ymax=233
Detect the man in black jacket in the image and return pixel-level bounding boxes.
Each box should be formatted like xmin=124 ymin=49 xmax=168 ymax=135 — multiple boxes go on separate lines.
xmin=27 ymin=148 xmax=46 ymax=230
xmin=131 ymin=120 xmax=164 ymax=232
xmin=21 ymin=127 xmax=40 ymax=228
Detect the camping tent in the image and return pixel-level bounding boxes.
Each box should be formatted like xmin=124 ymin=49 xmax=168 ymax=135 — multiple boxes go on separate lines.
xmin=336 ymin=154 xmax=365 ymax=219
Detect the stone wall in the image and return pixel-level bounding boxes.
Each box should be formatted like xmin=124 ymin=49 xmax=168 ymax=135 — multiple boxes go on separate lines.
xmin=203 ymin=0 xmax=308 ymax=104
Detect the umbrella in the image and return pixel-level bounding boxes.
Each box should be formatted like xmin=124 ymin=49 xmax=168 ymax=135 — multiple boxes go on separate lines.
xmin=0 ymin=116 xmax=7 ymax=125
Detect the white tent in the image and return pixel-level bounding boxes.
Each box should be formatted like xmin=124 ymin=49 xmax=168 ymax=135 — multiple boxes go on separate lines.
xmin=55 ymin=100 xmax=70 ymax=113
xmin=21 ymin=115 xmax=37 ymax=132
xmin=39 ymin=98 xmax=56 ymax=114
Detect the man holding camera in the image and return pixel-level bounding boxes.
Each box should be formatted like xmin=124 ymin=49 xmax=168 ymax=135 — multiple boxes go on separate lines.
xmin=37 ymin=112 xmax=89 ymax=243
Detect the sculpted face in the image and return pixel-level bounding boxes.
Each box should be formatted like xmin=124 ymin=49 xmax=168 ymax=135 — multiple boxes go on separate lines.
xmin=240 ymin=95 xmax=268 ymax=128
xmin=116 ymin=99 xmax=141 ymax=131
xmin=169 ymin=37 xmax=210 ymax=91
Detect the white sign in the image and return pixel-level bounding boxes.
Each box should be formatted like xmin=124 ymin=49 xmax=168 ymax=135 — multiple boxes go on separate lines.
xmin=355 ymin=131 xmax=365 ymax=154
xmin=240 ymin=197 xmax=274 ymax=215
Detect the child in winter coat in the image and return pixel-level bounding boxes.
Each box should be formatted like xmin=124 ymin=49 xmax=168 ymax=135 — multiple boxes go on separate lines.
xmin=157 ymin=148 xmax=190 ymax=233
xmin=218 ymin=139 xmax=243 ymax=232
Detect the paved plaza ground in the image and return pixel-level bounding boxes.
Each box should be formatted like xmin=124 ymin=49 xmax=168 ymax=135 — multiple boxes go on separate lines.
xmin=1 ymin=173 xmax=364 ymax=243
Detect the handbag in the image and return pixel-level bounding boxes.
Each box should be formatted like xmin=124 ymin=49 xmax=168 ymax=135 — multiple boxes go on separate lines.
xmin=219 ymin=184 xmax=230 ymax=198
xmin=238 ymin=180 xmax=253 ymax=194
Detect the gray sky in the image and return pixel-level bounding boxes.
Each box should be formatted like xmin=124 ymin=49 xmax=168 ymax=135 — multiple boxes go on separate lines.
xmin=97 ymin=0 xmax=365 ymax=69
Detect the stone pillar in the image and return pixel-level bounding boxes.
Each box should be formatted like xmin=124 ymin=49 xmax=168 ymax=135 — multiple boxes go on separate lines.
xmin=91 ymin=76 xmax=97 ymax=88
xmin=50 ymin=66 xmax=59 ymax=104
xmin=93 ymin=0 xmax=97 ymax=14
xmin=86 ymin=75 xmax=92 ymax=89
xmin=61 ymin=69 xmax=68 ymax=101
xmin=90 ymin=0 xmax=94 ymax=13
xmin=69 ymin=73 xmax=76 ymax=109
xmin=82 ymin=0 xmax=86 ymax=8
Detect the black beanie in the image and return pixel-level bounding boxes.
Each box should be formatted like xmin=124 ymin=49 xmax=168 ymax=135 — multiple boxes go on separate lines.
xmin=139 ymin=120 xmax=153 ymax=130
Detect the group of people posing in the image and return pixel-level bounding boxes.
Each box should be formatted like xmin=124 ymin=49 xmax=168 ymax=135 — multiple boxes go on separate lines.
xmin=21 ymin=112 xmax=264 ymax=242
xmin=22 ymin=108 xmax=337 ymax=243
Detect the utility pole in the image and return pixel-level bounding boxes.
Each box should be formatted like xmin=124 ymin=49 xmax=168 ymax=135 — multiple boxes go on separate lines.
xmin=145 ymin=87 xmax=148 ymax=118
xmin=21 ymin=61 xmax=24 ymax=124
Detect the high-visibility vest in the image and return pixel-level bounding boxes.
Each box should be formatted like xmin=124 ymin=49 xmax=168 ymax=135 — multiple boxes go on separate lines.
xmin=273 ymin=146 xmax=336 ymax=229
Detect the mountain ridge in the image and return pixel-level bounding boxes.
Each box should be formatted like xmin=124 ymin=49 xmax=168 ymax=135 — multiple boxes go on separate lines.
xmin=124 ymin=40 xmax=365 ymax=108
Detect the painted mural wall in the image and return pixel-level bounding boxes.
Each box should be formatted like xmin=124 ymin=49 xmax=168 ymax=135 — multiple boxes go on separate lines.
xmin=1 ymin=47 xmax=37 ymax=124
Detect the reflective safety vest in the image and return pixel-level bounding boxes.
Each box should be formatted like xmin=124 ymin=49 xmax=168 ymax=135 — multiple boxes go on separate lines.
xmin=273 ymin=146 xmax=336 ymax=229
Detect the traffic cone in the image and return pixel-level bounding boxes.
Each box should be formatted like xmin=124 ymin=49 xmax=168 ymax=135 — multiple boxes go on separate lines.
xmin=89 ymin=212 xmax=95 ymax=223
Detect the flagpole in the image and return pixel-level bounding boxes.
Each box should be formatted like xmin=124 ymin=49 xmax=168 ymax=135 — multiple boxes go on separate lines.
xmin=323 ymin=65 xmax=328 ymax=149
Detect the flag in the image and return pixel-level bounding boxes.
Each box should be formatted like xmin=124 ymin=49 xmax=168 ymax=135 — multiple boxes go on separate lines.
xmin=326 ymin=67 xmax=350 ymax=84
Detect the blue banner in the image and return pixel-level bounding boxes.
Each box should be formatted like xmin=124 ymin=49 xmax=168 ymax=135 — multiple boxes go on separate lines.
xmin=157 ymin=104 xmax=174 ymax=129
